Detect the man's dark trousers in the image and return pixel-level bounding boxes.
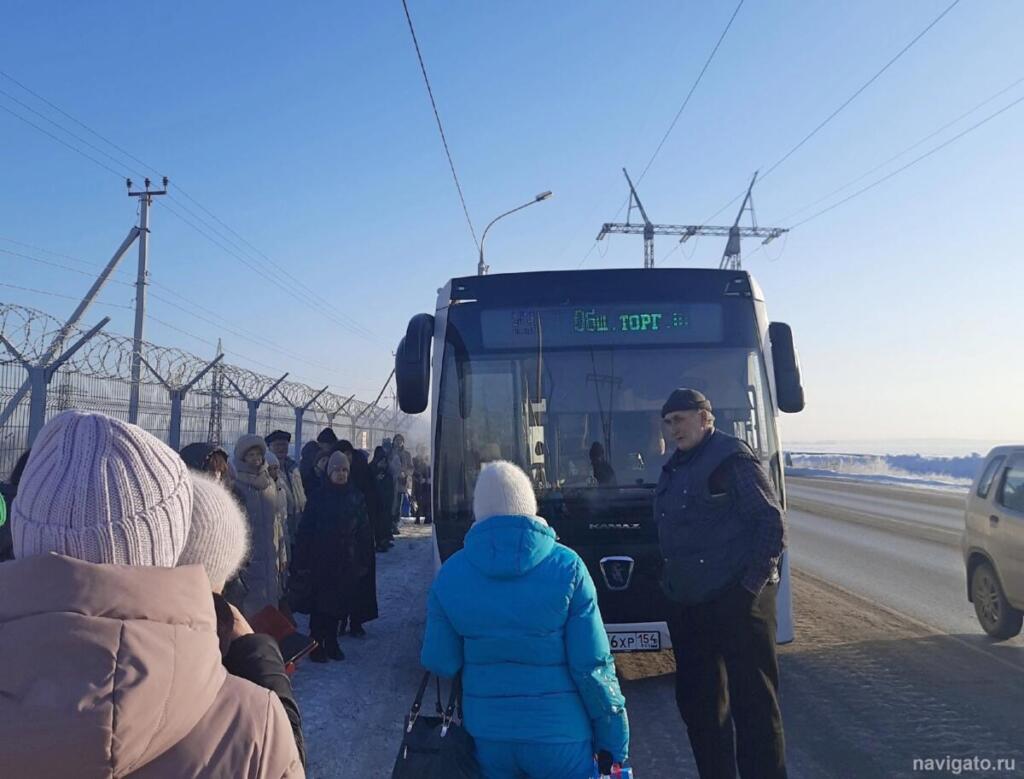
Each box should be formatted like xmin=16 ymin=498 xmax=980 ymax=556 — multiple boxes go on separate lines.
xmin=667 ymin=581 xmax=787 ymax=779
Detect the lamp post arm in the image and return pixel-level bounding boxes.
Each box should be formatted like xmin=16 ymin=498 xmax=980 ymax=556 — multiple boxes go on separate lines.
xmin=477 ymin=193 xmax=551 ymax=276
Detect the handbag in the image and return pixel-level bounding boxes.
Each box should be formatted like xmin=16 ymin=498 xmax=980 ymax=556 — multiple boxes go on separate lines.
xmin=391 ymin=671 xmax=480 ymax=779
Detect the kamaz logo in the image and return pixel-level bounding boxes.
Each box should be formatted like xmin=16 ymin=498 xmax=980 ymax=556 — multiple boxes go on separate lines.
xmin=588 ymin=523 xmax=641 ymax=531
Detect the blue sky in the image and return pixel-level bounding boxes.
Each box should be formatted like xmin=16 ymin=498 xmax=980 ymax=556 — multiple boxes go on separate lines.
xmin=1 ymin=1 xmax=1022 ymax=444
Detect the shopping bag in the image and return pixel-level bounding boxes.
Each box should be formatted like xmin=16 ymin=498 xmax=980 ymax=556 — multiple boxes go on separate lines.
xmin=401 ymin=493 xmax=412 ymax=518
xmin=391 ymin=671 xmax=480 ymax=779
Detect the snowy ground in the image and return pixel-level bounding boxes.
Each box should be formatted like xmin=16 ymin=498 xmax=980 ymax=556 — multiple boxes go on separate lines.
xmin=291 ymin=519 xmax=435 ymax=778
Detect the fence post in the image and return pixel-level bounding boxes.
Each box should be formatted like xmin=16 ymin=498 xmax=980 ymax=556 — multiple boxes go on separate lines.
xmin=137 ymin=352 xmax=224 ymax=450
xmin=291 ymin=386 xmax=328 ymax=459
xmin=225 ymin=372 xmax=288 ymax=436
xmin=0 ymin=316 xmax=111 ymax=446
xmin=26 ymin=366 xmax=48 ymax=446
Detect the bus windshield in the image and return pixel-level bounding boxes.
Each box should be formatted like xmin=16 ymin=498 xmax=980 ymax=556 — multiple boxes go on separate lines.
xmin=436 ymin=305 xmax=779 ymax=520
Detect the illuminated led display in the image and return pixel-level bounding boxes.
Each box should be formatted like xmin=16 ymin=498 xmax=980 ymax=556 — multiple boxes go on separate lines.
xmin=481 ymin=303 xmax=722 ymax=347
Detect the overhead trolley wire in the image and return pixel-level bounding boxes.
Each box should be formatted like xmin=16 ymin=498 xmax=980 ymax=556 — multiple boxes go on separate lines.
xmin=637 ymin=0 xmax=745 ymax=183
xmin=400 ymin=0 xmax=480 ymax=252
xmin=578 ymin=0 xmax=746 ymax=267
xmin=699 ymin=0 xmax=965 ymax=227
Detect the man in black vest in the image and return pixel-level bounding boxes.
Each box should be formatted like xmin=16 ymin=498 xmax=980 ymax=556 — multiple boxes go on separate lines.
xmin=656 ymin=388 xmax=787 ymax=779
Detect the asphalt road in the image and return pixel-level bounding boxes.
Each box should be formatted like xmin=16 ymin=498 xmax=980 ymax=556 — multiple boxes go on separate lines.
xmin=623 ymin=477 xmax=1024 ymax=778
xmin=299 ymin=483 xmax=1024 ymax=778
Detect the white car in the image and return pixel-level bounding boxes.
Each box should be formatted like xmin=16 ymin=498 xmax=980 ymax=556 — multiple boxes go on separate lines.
xmin=962 ymin=446 xmax=1024 ymax=639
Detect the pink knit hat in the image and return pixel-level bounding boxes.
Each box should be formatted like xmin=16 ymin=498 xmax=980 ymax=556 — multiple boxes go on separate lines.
xmin=12 ymin=410 xmax=193 ymax=567
xmin=177 ymin=472 xmax=249 ymax=591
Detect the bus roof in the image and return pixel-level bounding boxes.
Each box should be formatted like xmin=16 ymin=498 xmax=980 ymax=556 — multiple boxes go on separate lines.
xmin=447 ymin=268 xmax=764 ymax=306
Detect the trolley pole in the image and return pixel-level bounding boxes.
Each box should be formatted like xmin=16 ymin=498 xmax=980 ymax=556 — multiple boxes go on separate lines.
xmin=127 ymin=177 xmax=168 ymax=424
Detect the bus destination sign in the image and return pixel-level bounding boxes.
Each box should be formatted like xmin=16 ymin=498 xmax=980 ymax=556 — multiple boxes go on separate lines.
xmin=483 ymin=303 xmax=723 ymax=348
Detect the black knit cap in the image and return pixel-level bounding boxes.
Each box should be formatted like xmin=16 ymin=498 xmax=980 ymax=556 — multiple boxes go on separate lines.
xmin=317 ymin=427 xmax=339 ymax=445
xmin=661 ymin=388 xmax=712 ymax=418
xmin=265 ymin=429 xmax=291 ymax=445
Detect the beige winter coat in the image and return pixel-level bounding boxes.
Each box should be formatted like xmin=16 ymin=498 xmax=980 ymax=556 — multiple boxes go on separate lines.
xmin=0 ymin=553 xmax=304 ymax=779
xmin=234 ymin=436 xmax=285 ymax=617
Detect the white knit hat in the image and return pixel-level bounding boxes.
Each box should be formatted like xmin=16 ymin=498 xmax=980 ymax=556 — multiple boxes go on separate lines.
xmin=473 ymin=461 xmax=537 ymax=522
xmin=12 ymin=410 xmax=193 ymax=567
xmin=177 ymin=472 xmax=250 ymax=591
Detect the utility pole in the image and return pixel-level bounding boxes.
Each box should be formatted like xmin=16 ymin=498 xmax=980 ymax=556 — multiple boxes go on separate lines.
xmin=127 ymin=176 xmax=168 ymax=424
xmin=597 ymin=169 xmax=787 ymax=270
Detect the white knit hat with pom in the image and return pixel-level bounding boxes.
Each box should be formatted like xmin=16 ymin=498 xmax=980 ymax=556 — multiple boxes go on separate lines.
xmin=473 ymin=461 xmax=538 ymax=523
xmin=177 ymin=472 xmax=250 ymax=591
xmin=12 ymin=410 xmax=193 ymax=567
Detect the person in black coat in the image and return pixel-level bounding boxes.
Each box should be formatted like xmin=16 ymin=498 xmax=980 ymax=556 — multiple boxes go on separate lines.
xmin=293 ymin=450 xmax=373 ymax=662
xmin=370 ymin=446 xmax=395 ymax=550
xmin=336 ymin=441 xmax=380 ymax=632
xmin=299 ymin=440 xmax=327 ymax=500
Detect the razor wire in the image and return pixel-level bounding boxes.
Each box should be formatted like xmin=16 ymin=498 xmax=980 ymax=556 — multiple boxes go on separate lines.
xmin=0 ymin=302 xmax=409 ymax=474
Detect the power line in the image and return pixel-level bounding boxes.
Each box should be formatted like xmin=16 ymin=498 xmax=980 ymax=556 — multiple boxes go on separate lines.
xmin=0 ymin=238 xmax=361 ymax=387
xmin=146 ymin=288 xmax=355 ymax=380
xmin=166 ymin=188 xmax=378 ymax=340
xmin=699 ymin=0 xmax=964 ymax=226
xmin=0 ymin=70 xmax=380 ymax=344
xmin=579 ymin=1 xmax=744 ymax=268
xmin=791 ymin=91 xmax=1024 ymax=229
xmin=779 ymin=73 xmax=1024 ymax=224
xmin=0 ymin=68 xmax=165 ymax=179
xmin=764 ymin=0 xmax=962 ymax=182
xmin=155 ymin=199 xmax=380 ymax=344
xmin=400 ymin=0 xmax=480 ymax=252
xmin=0 ymin=86 xmax=143 ymax=178
xmin=638 ymin=0 xmax=745 ymax=183
xmin=0 ymin=102 xmax=128 ymax=179
xmin=0 ymin=247 xmax=136 ymax=286
xmin=0 ymin=235 xmax=118 ymax=272
xmin=0 ymin=281 xmax=134 ymax=310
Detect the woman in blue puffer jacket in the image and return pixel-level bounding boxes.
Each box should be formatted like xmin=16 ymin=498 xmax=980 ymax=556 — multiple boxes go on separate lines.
xmin=421 ymin=461 xmax=629 ymax=779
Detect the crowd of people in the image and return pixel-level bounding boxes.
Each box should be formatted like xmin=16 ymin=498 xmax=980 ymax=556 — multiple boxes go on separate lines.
xmin=0 ymin=384 xmax=786 ymax=778
xmin=0 ymin=410 xmax=438 ymax=777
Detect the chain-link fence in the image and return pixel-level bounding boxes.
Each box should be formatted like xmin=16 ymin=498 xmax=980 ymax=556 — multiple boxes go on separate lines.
xmin=0 ymin=303 xmax=409 ymax=478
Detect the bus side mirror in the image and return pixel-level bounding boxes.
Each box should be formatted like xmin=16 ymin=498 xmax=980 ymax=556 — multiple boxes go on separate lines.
xmin=769 ymin=322 xmax=805 ymax=413
xmin=396 ymin=313 xmax=434 ymax=414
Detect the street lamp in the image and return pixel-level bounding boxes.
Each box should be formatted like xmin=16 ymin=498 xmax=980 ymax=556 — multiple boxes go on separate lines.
xmin=477 ymin=190 xmax=553 ymax=276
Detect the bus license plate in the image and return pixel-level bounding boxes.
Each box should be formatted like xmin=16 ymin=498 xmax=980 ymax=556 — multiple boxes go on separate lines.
xmin=608 ymin=631 xmax=661 ymax=653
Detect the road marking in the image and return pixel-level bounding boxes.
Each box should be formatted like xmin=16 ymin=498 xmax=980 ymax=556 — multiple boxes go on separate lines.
xmin=793 ymin=566 xmax=1024 ymax=676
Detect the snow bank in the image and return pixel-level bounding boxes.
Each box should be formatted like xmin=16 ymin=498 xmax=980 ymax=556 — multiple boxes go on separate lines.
xmin=785 ymin=451 xmax=982 ymax=492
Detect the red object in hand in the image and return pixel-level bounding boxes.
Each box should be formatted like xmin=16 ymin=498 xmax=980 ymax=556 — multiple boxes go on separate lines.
xmin=249 ymin=605 xmax=317 ymax=674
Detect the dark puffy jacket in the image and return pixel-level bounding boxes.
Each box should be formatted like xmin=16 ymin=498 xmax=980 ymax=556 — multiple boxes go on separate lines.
xmin=293 ymin=481 xmax=372 ymax=617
